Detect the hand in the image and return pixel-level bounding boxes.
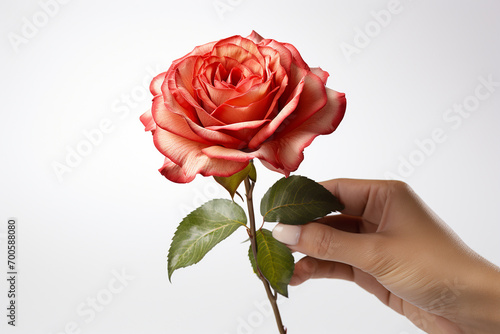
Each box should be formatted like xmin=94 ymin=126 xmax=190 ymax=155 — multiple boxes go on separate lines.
xmin=272 ymin=179 xmax=500 ymax=334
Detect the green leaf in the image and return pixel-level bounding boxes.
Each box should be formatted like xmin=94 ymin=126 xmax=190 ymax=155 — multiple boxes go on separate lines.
xmin=248 ymin=229 xmax=294 ymax=297
xmin=168 ymin=199 xmax=247 ymax=281
xmin=214 ymin=161 xmax=255 ymax=199
xmin=248 ymin=161 xmax=257 ymax=182
xmin=260 ymin=175 xmax=344 ymax=225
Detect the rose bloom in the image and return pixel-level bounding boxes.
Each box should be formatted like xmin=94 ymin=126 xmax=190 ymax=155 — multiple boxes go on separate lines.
xmin=140 ymin=31 xmax=346 ymax=183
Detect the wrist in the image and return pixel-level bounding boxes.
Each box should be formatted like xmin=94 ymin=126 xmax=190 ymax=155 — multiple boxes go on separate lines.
xmin=457 ymin=259 xmax=500 ymax=333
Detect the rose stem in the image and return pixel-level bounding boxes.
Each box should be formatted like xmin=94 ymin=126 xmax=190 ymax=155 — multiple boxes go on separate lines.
xmin=244 ymin=177 xmax=286 ymax=334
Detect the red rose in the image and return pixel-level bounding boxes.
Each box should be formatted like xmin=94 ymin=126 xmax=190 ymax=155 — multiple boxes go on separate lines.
xmin=140 ymin=31 xmax=346 ymax=183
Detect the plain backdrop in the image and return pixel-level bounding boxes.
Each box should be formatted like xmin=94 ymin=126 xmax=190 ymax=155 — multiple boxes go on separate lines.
xmin=1 ymin=0 xmax=499 ymax=333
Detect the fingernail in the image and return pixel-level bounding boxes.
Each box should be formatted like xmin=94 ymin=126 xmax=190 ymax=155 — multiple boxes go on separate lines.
xmin=272 ymin=223 xmax=301 ymax=246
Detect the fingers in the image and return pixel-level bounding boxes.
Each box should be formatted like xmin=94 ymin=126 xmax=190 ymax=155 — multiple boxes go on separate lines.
xmin=319 ymin=178 xmax=412 ymax=226
xmin=315 ymin=214 xmax=378 ymax=234
xmin=290 ymin=256 xmax=355 ymax=285
xmin=272 ymin=222 xmax=379 ymax=272
xmin=291 ymin=256 xmax=390 ymax=303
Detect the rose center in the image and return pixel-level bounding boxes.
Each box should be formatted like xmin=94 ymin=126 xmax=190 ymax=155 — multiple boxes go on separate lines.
xmin=226 ymin=67 xmax=243 ymax=86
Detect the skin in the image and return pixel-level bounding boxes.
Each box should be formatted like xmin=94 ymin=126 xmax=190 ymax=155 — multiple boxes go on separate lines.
xmin=272 ymin=179 xmax=500 ymax=334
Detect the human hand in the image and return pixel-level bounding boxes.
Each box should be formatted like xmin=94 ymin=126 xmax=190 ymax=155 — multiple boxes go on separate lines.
xmin=271 ymin=179 xmax=500 ymax=334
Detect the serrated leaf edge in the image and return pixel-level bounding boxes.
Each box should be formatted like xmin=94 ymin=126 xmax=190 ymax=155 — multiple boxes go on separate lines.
xmin=167 ymin=199 xmax=247 ymax=281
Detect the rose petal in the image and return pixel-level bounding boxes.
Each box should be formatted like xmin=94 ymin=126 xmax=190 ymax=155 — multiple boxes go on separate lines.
xmin=193 ymin=76 xmax=218 ymax=113
xmin=201 ymin=141 xmax=283 ymax=173
xmin=257 ymin=88 xmax=346 ymax=174
xmin=150 ymin=72 xmax=166 ymax=97
xmin=247 ymin=31 xmax=264 ymax=43
xmin=166 ymin=67 xmax=228 ymax=128
xmin=153 ymin=128 xmax=249 ymax=183
xmin=259 ymin=159 xmax=287 ymax=176
xmin=204 ymin=61 xmax=226 ymax=83
xmin=273 ymin=71 xmax=328 ymax=134
xmin=198 ymin=57 xmax=263 ymax=106
xmin=206 ymin=119 xmax=269 ymax=132
xmin=247 ymin=67 xmax=327 ymax=149
xmin=234 ymin=74 xmax=264 ymax=93
xmin=175 ymin=40 xmax=218 ymax=59
xmin=184 ymin=114 xmax=245 ymax=148
xmin=227 ymin=67 xmax=243 ymax=85
xmin=173 ymin=68 xmax=245 ymax=130
xmin=151 ymin=95 xmax=210 ymax=144
xmin=202 ymin=146 xmax=255 ymax=162
xmin=258 ymin=41 xmax=292 ymax=75
xmin=310 ymin=67 xmax=329 ymax=85
xmin=153 ymin=93 xmax=244 ymax=148
xmin=282 ymin=57 xmax=309 ymax=100
xmin=225 ymin=79 xmax=272 ymax=106
xmin=140 ymin=110 xmax=156 ymax=132
xmin=202 ymin=56 xmax=258 ymax=83
xmin=159 ymin=157 xmax=196 ymax=183
xmin=214 ymin=36 xmax=266 ymax=65
xmin=213 ymin=43 xmax=264 ymax=68
xmin=171 ymin=57 xmax=200 ymax=109
xmin=202 ymin=77 xmax=241 ymax=107
xmin=215 ymin=89 xmax=279 ymax=125
xmin=192 ymin=103 xmax=226 ymax=127
xmin=201 ymin=89 xmax=345 ymax=175
xmin=164 ymin=56 xmax=199 ymax=110
xmin=162 ymin=81 xmax=199 ymax=123
xmin=258 ymin=46 xmax=287 ymax=83
xmin=207 ymin=119 xmax=270 ymax=143
xmin=239 ymin=58 xmax=263 ymax=77
xmin=247 ymin=77 xmax=305 ymax=149
xmin=282 ymin=42 xmax=310 ymax=71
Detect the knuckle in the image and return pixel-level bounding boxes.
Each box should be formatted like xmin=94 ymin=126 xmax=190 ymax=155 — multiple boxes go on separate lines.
xmin=386 ymin=180 xmax=412 ymax=196
xmin=300 ymin=256 xmax=317 ymax=274
xmin=311 ymin=228 xmax=337 ymax=259
xmin=295 ymin=257 xmax=317 ymax=279
xmin=360 ymin=234 xmax=393 ymax=275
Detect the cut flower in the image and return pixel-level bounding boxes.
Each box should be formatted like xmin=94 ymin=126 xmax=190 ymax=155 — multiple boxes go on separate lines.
xmin=140 ymin=31 xmax=346 ymax=183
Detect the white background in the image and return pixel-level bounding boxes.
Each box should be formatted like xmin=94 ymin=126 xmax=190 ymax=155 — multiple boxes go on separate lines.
xmin=1 ymin=0 xmax=499 ymax=333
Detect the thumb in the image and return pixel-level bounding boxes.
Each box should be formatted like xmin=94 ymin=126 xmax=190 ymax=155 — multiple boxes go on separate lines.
xmin=272 ymin=222 xmax=378 ymax=272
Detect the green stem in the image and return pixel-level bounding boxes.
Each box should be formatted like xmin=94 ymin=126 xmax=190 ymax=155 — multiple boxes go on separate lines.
xmin=244 ymin=177 xmax=286 ymax=334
